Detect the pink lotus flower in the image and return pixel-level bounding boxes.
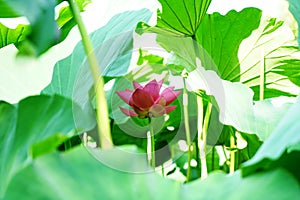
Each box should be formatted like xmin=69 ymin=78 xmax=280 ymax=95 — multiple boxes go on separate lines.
xmin=116 ymin=79 xmax=181 ymax=118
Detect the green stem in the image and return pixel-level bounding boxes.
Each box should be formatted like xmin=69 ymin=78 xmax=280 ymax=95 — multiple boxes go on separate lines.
xmin=197 ymin=96 xmax=204 ymax=178
xmin=229 ymin=134 xmax=236 ymax=174
xmin=68 ymin=0 xmax=113 ymax=149
xmin=200 ymin=102 xmax=212 ymax=180
xmin=195 ymin=137 xmax=201 ymax=178
xmin=149 ymin=118 xmax=155 ymax=168
xmin=211 ymin=147 xmax=215 ymax=171
xmin=260 ymin=47 xmax=265 ymax=101
xmin=183 ymin=78 xmax=192 ymax=182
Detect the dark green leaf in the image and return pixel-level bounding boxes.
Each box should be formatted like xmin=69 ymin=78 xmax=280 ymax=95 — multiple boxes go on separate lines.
xmin=239 ymin=133 xmax=263 ymax=159
xmin=153 ymin=5 xmax=300 ymax=99
xmin=196 ymin=8 xmax=262 ymax=81
xmin=56 ymin=0 xmax=91 ymax=43
xmin=0 ymin=1 xmax=20 ymax=17
xmin=1 ymin=0 xmax=58 ymax=55
xmin=30 ymin=134 xmax=69 ymax=158
xmin=0 ymin=23 xmax=30 ymax=48
xmin=0 ymin=0 xmax=91 ymax=56
xmin=157 ymin=0 xmax=212 ymax=36
xmin=0 ymin=95 xmax=86 ymax=197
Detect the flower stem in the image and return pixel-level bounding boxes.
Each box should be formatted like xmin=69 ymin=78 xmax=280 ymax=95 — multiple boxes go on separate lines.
xmin=197 ymin=95 xmax=204 ymax=177
xmin=200 ymin=101 xmax=212 ymax=180
xmin=149 ymin=117 xmax=155 ymax=168
xmin=229 ymin=134 xmax=236 ymax=174
xmin=68 ymin=0 xmax=113 ymax=149
xmin=183 ymin=78 xmax=192 ymax=182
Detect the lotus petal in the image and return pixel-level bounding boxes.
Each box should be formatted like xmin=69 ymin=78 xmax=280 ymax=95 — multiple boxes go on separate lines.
xmin=165 ymin=105 xmax=177 ymax=113
xmin=119 ymin=107 xmax=138 ymax=117
xmin=149 ymin=104 xmax=165 ymax=117
xmin=133 ymin=81 xmax=142 ymax=89
xmin=132 ymin=88 xmax=154 ymax=109
xmin=159 ymin=87 xmax=181 ymax=105
xmin=116 ymin=90 xmax=133 ymax=105
xmin=144 ymin=80 xmax=163 ymax=101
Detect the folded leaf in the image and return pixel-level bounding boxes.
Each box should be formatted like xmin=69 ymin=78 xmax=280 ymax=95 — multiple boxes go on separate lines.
xmin=242 ymin=96 xmax=300 ymax=181
xmin=187 ymin=66 xmax=293 ymax=140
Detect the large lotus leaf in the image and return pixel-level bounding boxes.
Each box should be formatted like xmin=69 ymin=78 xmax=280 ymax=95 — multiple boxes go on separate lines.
xmin=146 ymin=8 xmax=261 ymax=78
xmin=152 ymin=5 xmax=300 ymax=99
xmin=242 ymin=96 xmax=300 ymax=181
xmin=0 ymin=0 xmax=90 ymax=56
xmin=288 ymin=0 xmax=300 ymax=47
xmin=0 ymin=95 xmax=87 ymax=197
xmin=238 ymin=17 xmax=300 ymax=99
xmin=187 ymin=65 xmax=293 ymax=141
xmin=196 ymin=9 xmax=300 ymax=99
xmin=141 ymin=8 xmax=261 ymax=77
xmin=183 ymin=169 xmax=299 ymax=199
xmin=4 ymin=146 xmax=300 ymax=199
xmin=157 ymin=0 xmax=212 ymax=36
xmin=196 ymin=8 xmax=262 ymax=82
xmin=4 ymin=146 xmax=179 ymax=199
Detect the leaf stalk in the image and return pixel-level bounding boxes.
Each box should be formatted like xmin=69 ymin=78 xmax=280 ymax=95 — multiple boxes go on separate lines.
xmin=68 ymin=0 xmax=113 ymax=149
xmin=183 ymin=77 xmax=192 ymax=182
